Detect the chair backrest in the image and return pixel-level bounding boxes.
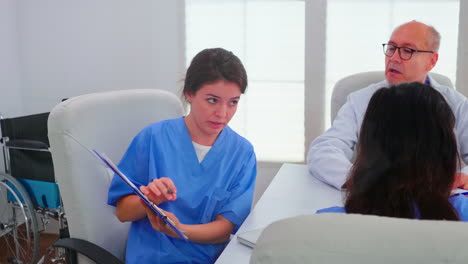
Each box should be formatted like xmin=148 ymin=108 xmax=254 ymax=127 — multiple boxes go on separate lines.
xmin=250 ymin=213 xmax=468 ymax=264
xmin=0 ymin=113 xmax=55 ymax=182
xmin=1 ymin=112 xmax=51 ymax=146
xmin=0 ymin=113 xmax=59 ymax=209
xmin=330 ymin=71 xmax=454 ymax=123
xmin=48 ymin=89 xmax=184 ymax=261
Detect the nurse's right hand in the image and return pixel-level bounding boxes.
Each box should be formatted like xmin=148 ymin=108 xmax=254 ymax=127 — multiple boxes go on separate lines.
xmin=140 ymin=177 xmax=177 ymax=205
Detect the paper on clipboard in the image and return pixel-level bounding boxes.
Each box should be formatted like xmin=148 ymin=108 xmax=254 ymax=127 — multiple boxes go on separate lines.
xmin=452 ymin=188 xmax=468 ymax=195
xmin=93 ymin=149 xmax=188 ymax=241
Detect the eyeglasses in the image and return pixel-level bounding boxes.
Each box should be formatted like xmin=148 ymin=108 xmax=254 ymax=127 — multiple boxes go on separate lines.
xmin=382 ymin=43 xmax=434 ymax=60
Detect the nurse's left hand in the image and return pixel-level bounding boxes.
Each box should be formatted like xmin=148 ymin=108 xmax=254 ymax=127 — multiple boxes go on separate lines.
xmin=454 ymin=173 xmax=468 ymax=189
xmin=142 ymin=202 xmax=184 ymax=239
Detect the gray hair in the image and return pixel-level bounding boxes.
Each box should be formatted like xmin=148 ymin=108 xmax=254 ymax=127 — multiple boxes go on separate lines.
xmin=427 ymin=25 xmax=441 ymax=52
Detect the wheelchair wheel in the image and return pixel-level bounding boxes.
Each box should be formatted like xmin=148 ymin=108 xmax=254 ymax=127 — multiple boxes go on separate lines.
xmin=0 ymin=173 xmax=39 ymax=264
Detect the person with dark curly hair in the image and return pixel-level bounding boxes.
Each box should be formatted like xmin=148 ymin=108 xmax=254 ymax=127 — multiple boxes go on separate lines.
xmin=317 ymin=82 xmax=468 ymax=221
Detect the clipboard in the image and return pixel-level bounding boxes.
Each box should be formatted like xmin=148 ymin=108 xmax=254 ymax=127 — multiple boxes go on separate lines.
xmin=93 ymin=149 xmax=188 ymax=241
xmin=451 ymin=188 xmax=468 ymax=196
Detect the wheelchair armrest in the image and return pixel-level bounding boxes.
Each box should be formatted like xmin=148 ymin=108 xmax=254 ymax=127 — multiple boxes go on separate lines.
xmin=5 ymin=139 xmax=49 ymax=150
xmin=52 ymin=238 xmax=124 ymax=264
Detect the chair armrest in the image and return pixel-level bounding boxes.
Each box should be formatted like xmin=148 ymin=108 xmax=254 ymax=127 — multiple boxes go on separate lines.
xmin=5 ymin=139 xmax=49 ymax=150
xmin=52 ymin=238 xmax=124 ymax=264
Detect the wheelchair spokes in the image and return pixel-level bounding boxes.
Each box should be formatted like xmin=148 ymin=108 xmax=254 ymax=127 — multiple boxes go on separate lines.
xmin=0 ymin=173 xmax=39 ymax=264
xmin=41 ymin=246 xmax=71 ymax=264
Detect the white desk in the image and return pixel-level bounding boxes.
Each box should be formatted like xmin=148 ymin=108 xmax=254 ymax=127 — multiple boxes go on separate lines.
xmin=215 ymin=163 xmax=343 ymax=263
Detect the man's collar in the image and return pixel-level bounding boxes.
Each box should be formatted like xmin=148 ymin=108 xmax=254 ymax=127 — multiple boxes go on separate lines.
xmin=424 ymin=75 xmax=431 ymax=86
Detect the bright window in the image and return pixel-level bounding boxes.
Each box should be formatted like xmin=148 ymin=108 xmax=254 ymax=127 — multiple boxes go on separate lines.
xmin=325 ymin=0 xmax=460 ymax=128
xmin=186 ymin=0 xmax=460 ymax=162
xmin=186 ymin=0 xmax=305 ymax=162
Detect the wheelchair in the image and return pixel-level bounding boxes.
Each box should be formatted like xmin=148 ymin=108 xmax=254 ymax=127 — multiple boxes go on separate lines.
xmin=0 ymin=112 xmax=68 ymax=264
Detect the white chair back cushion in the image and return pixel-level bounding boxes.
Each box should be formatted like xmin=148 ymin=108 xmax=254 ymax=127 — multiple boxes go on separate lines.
xmin=330 ymin=71 xmax=453 ymax=123
xmin=48 ymin=89 xmax=184 ymax=261
xmin=251 ymin=213 xmax=468 ymax=264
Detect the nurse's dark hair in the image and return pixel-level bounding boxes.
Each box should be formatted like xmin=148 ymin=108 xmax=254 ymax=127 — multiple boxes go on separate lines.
xmin=183 ymin=48 xmax=247 ymax=96
xmin=344 ymin=82 xmax=460 ymax=220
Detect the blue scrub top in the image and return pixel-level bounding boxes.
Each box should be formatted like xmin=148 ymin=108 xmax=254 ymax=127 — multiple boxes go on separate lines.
xmin=317 ymin=195 xmax=468 ymax=221
xmin=108 ymin=117 xmax=257 ymax=263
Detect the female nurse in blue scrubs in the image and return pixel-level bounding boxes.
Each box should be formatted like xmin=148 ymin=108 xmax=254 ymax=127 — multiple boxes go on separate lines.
xmin=107 ymin=48 xmax=257 ymax=263
xmin=317 ymin=82 xmax=468 ymax=221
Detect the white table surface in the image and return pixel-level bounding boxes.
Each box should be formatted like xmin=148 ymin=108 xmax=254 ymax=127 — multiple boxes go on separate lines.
xmin=215 ymin=163 xmax=343 ymax=263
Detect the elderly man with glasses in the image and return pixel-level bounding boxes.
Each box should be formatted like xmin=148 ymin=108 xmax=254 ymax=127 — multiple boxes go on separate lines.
xmin=308 ymin=20 xmax=468 ymax=191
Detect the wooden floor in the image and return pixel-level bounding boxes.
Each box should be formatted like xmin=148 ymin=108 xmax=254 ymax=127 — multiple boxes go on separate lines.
xmin=0 ymin=231 xmax=58 ymax=264
xmin=38 ymin=233 xmax=60 ymax=263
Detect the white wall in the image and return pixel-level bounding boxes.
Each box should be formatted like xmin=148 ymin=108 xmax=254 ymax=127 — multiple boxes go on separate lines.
xmin=457 ymin=0 xmax=468 ymax=96
xmin=15 ymin=0 xmax=185 ymax=115
xmin=254 ymin=162 xmax=281 ymax=207
xmin=0 ymin=0 xmax=22 ymax=117
xmin=1 ymin=0 xmax=186 ymax=235
xmin=0 ymin=0 xmax=185 ymax=173
xmin=305 ymin=0 xmax=326 ymax=154
xmin=0 ymin=0 xmax=22 ymax=173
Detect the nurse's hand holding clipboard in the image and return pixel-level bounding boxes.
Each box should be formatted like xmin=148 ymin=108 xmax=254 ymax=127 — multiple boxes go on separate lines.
xmin=140 ymin=178 xmax=185 ymax=239
xmin=140 ymin=200 xmax=184 ymax=239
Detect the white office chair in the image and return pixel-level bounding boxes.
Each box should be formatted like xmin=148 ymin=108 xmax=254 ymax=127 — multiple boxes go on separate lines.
xmin=250 ymin=213 xmax=468 ymax=264
xmin=47 ymin=89 xmax=184 ymax=263
xmin=330 ymin=71 xmax=454 ymax=123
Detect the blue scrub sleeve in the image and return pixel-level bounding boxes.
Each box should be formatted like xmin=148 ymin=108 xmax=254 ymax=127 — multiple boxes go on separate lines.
xmin=450 ymin=195 xmax=468 ymax=221
xmin=107 ymin=127 xmax=152 ymax=206
xmin=217 ymin=150 xmax=257 ymax=233
xmin=316 ymin=206 xmax=346 ymax=214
